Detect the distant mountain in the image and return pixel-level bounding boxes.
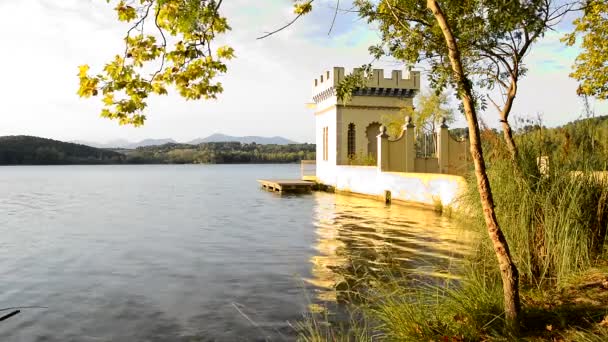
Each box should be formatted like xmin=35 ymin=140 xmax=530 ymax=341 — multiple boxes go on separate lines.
xmin=131 ymin=138 xmax=177 ymax=148
xmin=0 ymin=135 xmax=125 ymax=165
xmin=0 ymin=135 xmax=314 ymax=165
xmin=72 ymin=138 xmax=177 ymax=149
xmin=71 ymin=134 xmax=297 ymax=149
xmin=189 ymin=134 xmax=297 ymax=145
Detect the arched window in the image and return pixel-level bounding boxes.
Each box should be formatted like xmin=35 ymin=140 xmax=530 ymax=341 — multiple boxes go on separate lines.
xmin=347 ymin=123 xmax=356 ymax=157
xmin=366 ymin=122 xmax=381 ymax=161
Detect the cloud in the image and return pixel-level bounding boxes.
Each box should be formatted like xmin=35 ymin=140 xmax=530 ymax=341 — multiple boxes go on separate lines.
xmin=0 ymin=0 xmax=605 ymax=144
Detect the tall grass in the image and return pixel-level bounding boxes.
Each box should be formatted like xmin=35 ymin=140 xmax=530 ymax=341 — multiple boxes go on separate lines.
xmin=368 ymin=276 xmax=508 ymax=341
xmin=461 ymin=134 xmax=608 ymax=288
xmin=298 ymin=131 xmax=608 ymax=340
xmin=297 ymin=264 xmax=511 ymax=341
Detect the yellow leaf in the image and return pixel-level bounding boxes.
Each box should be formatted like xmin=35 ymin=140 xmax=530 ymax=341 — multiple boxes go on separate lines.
xmin=294 ymin=2 xmax=313 ymax=15
xmin=103 ymin=94 xmax=114 ymax=106
xmin=216 ymin=46 xmax=235 ymax=59
xmin=78 ymin=65 xmax=90 ymax=78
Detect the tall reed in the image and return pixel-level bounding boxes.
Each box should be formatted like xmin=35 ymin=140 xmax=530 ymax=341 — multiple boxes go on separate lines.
xmin=461 ymin=136 xmax=608 ymax=287
xmin=299 ymin=130 xmax=608 ymax=340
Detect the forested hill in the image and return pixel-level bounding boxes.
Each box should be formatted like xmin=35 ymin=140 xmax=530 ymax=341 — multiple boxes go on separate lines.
xmin=126 ymin=141 xmax=315 ymax=164
xmin=0 ymin=136 xmax=316 ymax=165
xmin=0 ymin=136 xmax=125 ymax=165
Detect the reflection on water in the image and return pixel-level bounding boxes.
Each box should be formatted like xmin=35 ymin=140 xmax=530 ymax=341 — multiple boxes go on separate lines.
xmin=306 ymin=193 xmax=470 ymax=304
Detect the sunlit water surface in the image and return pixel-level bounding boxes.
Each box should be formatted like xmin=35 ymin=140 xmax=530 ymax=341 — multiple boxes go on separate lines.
xmin=0 ymin=164 xmax=467 ymax=341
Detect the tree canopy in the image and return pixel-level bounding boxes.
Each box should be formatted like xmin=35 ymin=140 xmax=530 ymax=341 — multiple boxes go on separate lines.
xmin=77 ymin=0 xmax=319 ymax=126
xmin=381 ymin=89 xmax=455 ymax=138
xmin=78 ymin=0 xmax=234 ymax=126
xmin=564 ymin=0 xmax=608 ymax=100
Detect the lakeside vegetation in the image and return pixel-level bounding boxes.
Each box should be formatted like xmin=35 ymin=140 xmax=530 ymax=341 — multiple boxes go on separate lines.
xmin=298 ymin=114 xmax=608 ymax=341
xmin=515 ymin=114 xmax=608 ymax=171
xmin=0 ymin=136 xmax=315 ymax=165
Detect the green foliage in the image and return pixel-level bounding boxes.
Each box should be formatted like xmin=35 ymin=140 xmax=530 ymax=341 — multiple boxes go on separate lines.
xmin=0 ymin=136 xmax=124 ymax=165
xmin=513 ymin=115 xmax=608 ymax=171
xmin=298 ymin=114 xmax=608 ymax=341
xmin=413 ymin=89 xmax=454 ymax=130
xmin=79 ymin=0 xmax=233 ymax=126
xmin=380 ymin=112 xmax=406 ymax=140
xmin=381 ymin=89 xmax=455 ymax=139
xmin=564 ymin=0 xmax=608 ymax=99
xmin=299 ymin=141 xmax=608 ymax=340
xmin=465 ymin=161 xmax=607 ymax=287
xmin=335 ymin=65 xmax=373 ymax=104
xmin=465 ymin=125 xmax=608 ymax=287
xmin=352 ymin=0 xmax=567 ymax=109
xmin=368 ymin=277 xmax=505 ymax=341
xmin=296 ymin=310 xmax=373 ymax=342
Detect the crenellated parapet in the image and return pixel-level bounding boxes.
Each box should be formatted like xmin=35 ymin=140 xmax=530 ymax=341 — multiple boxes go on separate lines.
xmin=312 ymin=66 xmax=420 ymax=103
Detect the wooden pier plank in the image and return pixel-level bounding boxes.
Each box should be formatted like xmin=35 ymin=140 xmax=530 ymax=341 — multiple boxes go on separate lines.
xmin=257 ymin=179 xmax=314 ymax=193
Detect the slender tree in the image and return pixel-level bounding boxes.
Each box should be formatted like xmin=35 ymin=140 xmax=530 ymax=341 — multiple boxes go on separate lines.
xmin=347 ymin=0 xmax=533 ymax=330
xmin=427 ymin=1 xmax=521 ymax=330
xmin=471 ymin=1 xmax=577 ymax=163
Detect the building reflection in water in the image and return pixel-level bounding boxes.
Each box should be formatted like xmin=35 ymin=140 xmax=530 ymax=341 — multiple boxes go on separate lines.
xmin=305 ymin=192 xmax=472 ymax=304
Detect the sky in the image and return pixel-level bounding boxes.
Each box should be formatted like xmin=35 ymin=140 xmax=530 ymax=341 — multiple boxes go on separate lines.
xmin=0 ymin=0 xmax=605 ymax=144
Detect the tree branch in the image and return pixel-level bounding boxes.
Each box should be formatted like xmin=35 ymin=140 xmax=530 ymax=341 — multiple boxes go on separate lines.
xmin=327 ymin=0 xmax=340 ymax=35
xmin=257 ymin=0 xmax=314 ymax=40
xmin=150 ymin=6 xmax=167 ymax=83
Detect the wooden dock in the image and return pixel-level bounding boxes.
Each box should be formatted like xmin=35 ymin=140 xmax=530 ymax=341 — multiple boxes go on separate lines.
xmin=257 ymin=179 xmax=314 ymax=193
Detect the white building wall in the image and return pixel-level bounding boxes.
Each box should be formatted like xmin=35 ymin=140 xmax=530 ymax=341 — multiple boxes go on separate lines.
xmin=323 ymin=166 xmax=466 ymax=208
xmin=315 ymin=103 xmax=338 ymax=182
xmin=337 ymin=96 xmax=415 ymax=165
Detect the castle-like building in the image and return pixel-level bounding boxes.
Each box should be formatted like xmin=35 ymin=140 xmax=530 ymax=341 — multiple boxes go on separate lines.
xmin=308 ymin=67 xmax=469 ymax=207
xmin=312 ymin=67 xmax=419 ymax=169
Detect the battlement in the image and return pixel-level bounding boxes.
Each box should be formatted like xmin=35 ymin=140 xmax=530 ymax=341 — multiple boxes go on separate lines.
xmin=312 ymin=67 xmax=420 ymax=103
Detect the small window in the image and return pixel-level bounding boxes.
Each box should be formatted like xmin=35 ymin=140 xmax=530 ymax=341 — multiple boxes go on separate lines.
xmin=347 ymin=123 xmax=356 ymax=158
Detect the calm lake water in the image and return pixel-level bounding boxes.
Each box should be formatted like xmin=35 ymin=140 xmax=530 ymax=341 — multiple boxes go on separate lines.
xmin=0 ymin=164 xmax=466 ymax=341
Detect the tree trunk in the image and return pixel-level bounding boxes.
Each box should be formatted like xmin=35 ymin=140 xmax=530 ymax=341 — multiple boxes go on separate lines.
xmin=500 ymin=80 xmax=519 ymax=163
xmin=427 ymin=0 xmax=521 ymax=333
xmin=490 ymin=77 xmax=520 ymax=167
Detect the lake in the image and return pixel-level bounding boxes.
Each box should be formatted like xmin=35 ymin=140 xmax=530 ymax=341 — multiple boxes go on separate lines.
xmin=0 ymin=164 xmax=466 ymax=341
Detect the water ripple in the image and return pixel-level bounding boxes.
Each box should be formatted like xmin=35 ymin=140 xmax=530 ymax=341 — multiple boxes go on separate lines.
xmin=0 ymin=165 xmax=469 ymax=341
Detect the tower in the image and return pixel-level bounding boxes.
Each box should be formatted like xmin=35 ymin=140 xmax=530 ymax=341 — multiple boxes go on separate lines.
xmin=311 ymin=67 xmax=420 ymax=181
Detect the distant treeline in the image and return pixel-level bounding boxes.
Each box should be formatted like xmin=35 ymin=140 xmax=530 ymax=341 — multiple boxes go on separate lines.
xmin=482 ymin=114 xmax=608 ymax=170
xmin=4 ymin=114 xmax=605 ymax=167
xmin=0 ymin=136 xmax=125 ymax=165
xmin=522 ymin=114 xmax=608 ymax=170
xmin=125 ymin=141 xmax=316 ymax=164
xmin=0 ymin=136 xmax=316 ymax=165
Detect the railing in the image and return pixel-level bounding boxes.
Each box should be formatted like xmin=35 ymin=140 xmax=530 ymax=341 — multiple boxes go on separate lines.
xmin=416 ymin=132 xmax=436 ymax=158
xmin=301 ymin=160 xmax=317 ymax=181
